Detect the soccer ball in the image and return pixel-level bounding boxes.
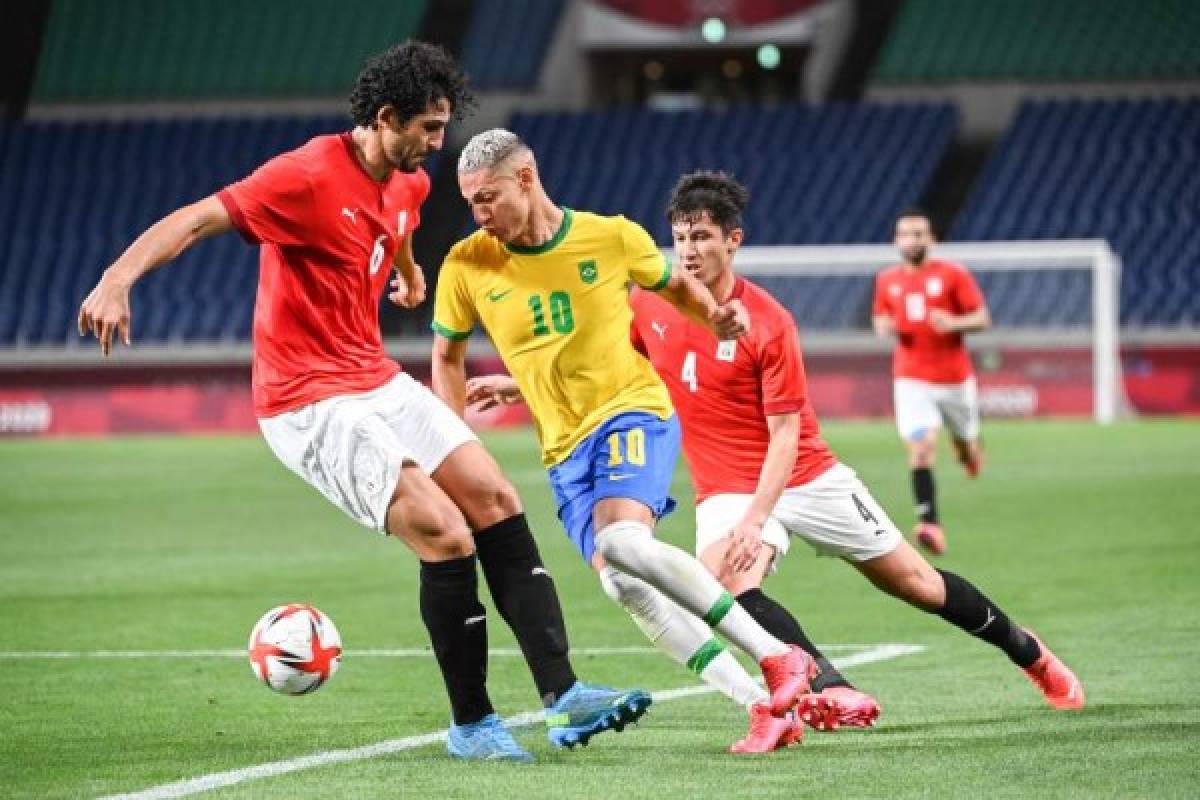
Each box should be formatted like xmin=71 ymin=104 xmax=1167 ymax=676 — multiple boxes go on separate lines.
xmin=247 ymin=604 xmax=343 ymax=695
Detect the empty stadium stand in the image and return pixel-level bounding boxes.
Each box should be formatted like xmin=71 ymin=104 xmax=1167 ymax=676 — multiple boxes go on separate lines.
xmin=953 ymin=98 xmax=1199 ymax=327
xmin=33 ymin=0 xmax=426 ymax=101
xmin=509 ymin=103 xmax=959 ymax=245
xmin=874 ymin=0 xmax=1200 ymax=83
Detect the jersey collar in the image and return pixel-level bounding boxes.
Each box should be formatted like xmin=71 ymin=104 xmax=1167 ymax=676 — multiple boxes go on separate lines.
xmin=505 ymin=208 xmax=573 ymax=255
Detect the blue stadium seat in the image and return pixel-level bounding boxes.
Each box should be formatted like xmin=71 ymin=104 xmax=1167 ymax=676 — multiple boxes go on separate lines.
xmin=506 ymin=103 xmax=959 ymax=247
xmin=954 ymin=98 xmax=1199 ymax=327
xmin=461 ymin=0 xmax=566 ymax=90
xmin=0 ymin=115 xmax=355 ymax=345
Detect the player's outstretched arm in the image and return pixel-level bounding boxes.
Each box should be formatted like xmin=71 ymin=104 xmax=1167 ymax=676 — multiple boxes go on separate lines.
xmin=657 ymin=264 xmax=748 ymax=339
xmin=78 ymin=195 xmax=233 ymax=355
xmin=431 ymin=335 xmax=471 ymax=417
xmin=389 ymin=234 xmax=427 ymax=309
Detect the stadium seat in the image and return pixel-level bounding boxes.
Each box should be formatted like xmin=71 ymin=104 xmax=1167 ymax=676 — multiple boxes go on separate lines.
xmin=874 ymin=0 xmax=1200 ymax=83
xmin=953 ymin=98 xmax=1199 ymax=327
xmin=34 ymin=0 xmax=427 ymax=101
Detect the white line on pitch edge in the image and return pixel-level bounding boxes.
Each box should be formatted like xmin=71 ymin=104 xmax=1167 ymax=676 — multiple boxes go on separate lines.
xmin=95 ymin=643 xmax=924 ymax=800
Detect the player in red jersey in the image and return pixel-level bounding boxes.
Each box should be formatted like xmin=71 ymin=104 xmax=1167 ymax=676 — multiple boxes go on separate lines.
xmin=872 ymin=210 xmax=990 ymax=555
xmin=632 ymin=172 xmax=1083 ymax=721
xmin=76 ymin=41 xmax=650 ymax=762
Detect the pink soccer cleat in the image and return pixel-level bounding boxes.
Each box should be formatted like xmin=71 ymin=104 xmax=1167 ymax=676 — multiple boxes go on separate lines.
xmin=800 ymin=686 xmax=882 ymax=731
xmin=729 ymin=703 xmax=804 ymax=754
xmin=913 ymin=521 xmax=946 ymax=555
xmin=759 ymin=645 xmax=817 ymax=716
xmin=1023 ymin=631 xmax=1085 ymax=710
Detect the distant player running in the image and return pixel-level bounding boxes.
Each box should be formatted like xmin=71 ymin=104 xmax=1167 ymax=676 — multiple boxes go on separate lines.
xmin=77 ymin=42 xmax=649 ymax=763
xmin=433 ymin=130 xmax=819 ymax=754
xmin=627 ymin=172 xmax=1081 ymax=720
xmin=873 ymin=210 xmax=989 ymax=555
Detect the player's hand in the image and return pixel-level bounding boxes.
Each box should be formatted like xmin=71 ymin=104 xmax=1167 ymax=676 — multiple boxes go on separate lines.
xmin=465 ymin=374 xmax=523 ymax=412
xmin=389 ymin=263 xmax=427 ymax=309
xmin=724 ymin=516 xmax=765 ymax=574
xmin=710 ymin=299 xmax=750 ymax=340
xmin=928 ymin=309 xmax=954 ymax=333
xmin=77 ymin=274 xmax=132 ymax=357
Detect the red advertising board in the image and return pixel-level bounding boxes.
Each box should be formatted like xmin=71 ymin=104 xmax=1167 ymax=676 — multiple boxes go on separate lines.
xmin=1 ymin=346 xmax=1195 ymax=438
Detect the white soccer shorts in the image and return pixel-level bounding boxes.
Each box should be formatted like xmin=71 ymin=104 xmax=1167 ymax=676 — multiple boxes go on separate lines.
xmin=694 ymin=462 xmax=904 ymax=566
xmin=893 ymin=376 xmax=981 ymax=442
xmin=258 ymin=372 xmax=477 ymax=533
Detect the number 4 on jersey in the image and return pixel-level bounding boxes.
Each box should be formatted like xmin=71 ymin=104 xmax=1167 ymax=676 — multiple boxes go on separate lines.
xmin=682 ymin=351 xmax=697 ymax=392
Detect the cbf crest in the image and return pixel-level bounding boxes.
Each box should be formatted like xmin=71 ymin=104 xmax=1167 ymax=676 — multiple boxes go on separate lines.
xmin=578 ymin=259 xmax=598 ymax=284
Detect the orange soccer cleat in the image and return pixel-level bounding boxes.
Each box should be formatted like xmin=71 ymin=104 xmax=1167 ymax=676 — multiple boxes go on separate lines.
xmin=729 ymin=704 xmax=805 ymax=754
xmin=954 ymin=439 xmax=984 ymax=479
xmin=1023 ymin=631 xmax=1085 ymax=710
xmin=799 ymin=686 xmax=882 ymax=731
xmin=759 ymin=645 xmax=817 ymax=716
xmin=913 ymin=521 xmax=946 ymax=555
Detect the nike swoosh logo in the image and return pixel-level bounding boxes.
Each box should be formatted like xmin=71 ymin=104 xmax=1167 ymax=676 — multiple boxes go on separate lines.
xmin=531 ymin=567 xmax=549 ymax=577
xmin=487 ymin=288 xmax=513 ymax=302
xmin=608 ymin=474 xmax=634 ymax=481
xmin=464 ymin=614 xmax=487 ymax=626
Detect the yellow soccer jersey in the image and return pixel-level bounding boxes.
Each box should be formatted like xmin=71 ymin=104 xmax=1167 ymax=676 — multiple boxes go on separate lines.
xmin=434 ymin=208 xmax=674 ymax=466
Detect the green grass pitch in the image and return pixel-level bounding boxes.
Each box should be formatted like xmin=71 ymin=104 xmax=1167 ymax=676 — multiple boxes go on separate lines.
xmin=1 ymin=420 xmax=1197 ymax=798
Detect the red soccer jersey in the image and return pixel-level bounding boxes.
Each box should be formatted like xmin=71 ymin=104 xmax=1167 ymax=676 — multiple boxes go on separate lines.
xmin=218 ymin=133 xmax=429 ymax=416
xmin=872 ymin=258 xmax=985 ymax=384
xmin=630 ymin=278 xmax=836 ymax=504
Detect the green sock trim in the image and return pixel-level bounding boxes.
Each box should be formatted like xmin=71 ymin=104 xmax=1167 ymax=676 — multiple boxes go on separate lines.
xmin=685 ymin=638 xmax=726 ymax=674
xmin=703 ymin=591 xmax=736 ymax=627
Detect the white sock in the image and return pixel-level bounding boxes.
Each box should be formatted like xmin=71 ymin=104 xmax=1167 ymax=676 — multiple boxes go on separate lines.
xmin=600 ymin=566 xmax=767 ymax=708
xmin=594 ymin=520 xmax=788 ymax=662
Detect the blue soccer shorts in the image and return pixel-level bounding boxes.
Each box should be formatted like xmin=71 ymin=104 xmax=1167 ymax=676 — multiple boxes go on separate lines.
xmin=547 ymin=411 xmax=680 ymax=564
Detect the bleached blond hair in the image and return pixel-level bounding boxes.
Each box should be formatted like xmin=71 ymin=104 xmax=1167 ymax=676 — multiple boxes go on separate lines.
xmin=458 ymin=128 xmax=530 ymax=174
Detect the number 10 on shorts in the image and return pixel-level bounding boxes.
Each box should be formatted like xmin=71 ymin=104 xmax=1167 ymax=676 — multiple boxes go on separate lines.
xmin=607 ymin=428 xmax=646 ymax=467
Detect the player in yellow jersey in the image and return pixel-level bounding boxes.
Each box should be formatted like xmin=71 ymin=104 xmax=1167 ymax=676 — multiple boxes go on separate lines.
xmin=432 ymin=129 xmax=823 ymax=753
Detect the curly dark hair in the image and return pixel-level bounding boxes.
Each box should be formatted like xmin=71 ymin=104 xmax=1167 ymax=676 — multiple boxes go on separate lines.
xmin=667 ymin=171 xmax=750 ymax=234
xmin=349 ymin=40 xmax=475 ymax=128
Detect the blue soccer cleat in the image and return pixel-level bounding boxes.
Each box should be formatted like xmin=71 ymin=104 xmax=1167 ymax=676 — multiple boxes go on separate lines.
xmin=544 ymin=681 xmax=653 ymax=749
xmin=446 ymin=713 xmax=534 ymax=763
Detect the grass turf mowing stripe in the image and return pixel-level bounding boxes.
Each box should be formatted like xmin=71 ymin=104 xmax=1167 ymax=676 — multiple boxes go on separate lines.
xmin=95 ymin=643 xmax=923 ymax=800
xmin=0 ymin=644 xmax=887 ymax=659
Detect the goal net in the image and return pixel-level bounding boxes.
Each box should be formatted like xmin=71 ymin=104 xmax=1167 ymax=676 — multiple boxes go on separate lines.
xmin=726 ymin=240 xmax=1123 ymax=423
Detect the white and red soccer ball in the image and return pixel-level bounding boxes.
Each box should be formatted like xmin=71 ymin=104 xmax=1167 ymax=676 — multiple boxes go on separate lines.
xmin=247 ymin=604 xmax=342 ymax=695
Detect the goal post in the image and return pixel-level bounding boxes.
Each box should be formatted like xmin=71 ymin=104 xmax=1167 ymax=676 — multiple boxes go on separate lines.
xmin=713 ymin=240 xmax=1123 ymax=424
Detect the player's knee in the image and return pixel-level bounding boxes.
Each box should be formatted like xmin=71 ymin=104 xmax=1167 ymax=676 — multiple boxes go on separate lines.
xmin=388 ymin=497 xmax=473 ymax=558
xmin=909 ymin=443 xmax=936 ymax=468
xmin=461 ymin=475 xmax=523 ymax=525
xmin=594 ymin=519 xmax=651 ymax=569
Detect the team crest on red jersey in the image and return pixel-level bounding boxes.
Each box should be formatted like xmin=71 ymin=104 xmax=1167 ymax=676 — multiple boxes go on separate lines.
xmin=717 ymin=340 xmax=737 ymax=361
xmin=926 ymin=276 xmax=943 ymax=296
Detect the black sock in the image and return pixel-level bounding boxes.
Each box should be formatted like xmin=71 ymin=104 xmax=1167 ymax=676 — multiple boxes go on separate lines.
xmin=912 ymin=467 xmax=938 ymax=524
xmin=736 ymin=588 xmax=852 ymax=691
xmin=935 ymin=569 xmax=1041 ymax=668
xmin=419 ymin=555 xmax=493 ymax=725
xmin=474 ymin=513 xmax=577 ymax=706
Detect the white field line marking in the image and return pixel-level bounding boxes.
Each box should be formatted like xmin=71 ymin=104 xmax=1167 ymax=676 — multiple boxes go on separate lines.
xmin=1 ymin=644 xmax=881 ymax=659
xmin=96 ymin=643 xmax=924 ymax=800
